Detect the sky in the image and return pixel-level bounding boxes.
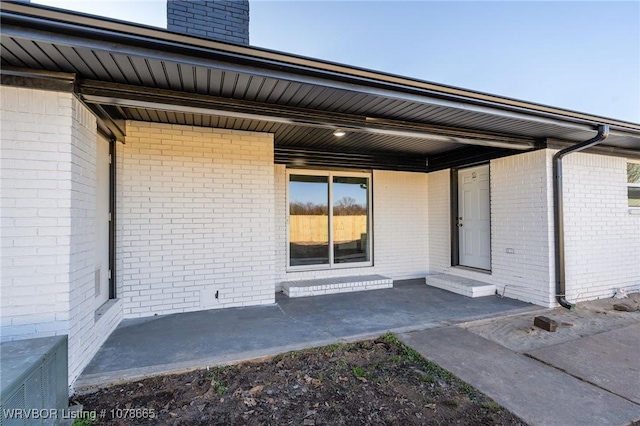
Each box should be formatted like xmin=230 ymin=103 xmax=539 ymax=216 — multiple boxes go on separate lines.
xmin=289 ymin=177 xmax=367 ymax=207
xmin=33 ymin=1 xmax=640 ymax=123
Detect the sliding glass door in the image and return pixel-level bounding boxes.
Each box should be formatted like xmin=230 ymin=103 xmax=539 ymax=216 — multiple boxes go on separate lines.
xmin=333 ymin=176 xmax=369 ymax=264
xmin=288 ymin=174 xmax=330 ymax=266
xmin=288 ymin=170 xmax=371 ymax=269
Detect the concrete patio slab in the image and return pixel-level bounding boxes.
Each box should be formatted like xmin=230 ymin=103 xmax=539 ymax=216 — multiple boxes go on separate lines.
xmin=527 ymin=323 xmax=640 ymax=404
xmin=399 ymin=326 xmax=640 ymax=426
xmin=76 ymin=280 xmax=539 ymax=392
xmin=275 ymin=279 xmax=536 ymax=337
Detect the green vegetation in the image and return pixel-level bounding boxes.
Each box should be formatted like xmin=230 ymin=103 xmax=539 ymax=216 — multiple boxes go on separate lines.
xmin=208 ymin=367 xmax=228 ymax=395
xmin=381 ymin=333 xmax=452 ymax=378
xmin=323 ymin=342 xmax=345 ymax=353
xmin=388 ymin=354 xmax=402 ymax=363
xmin=352 ymin=366 xmax=369 ymax=379
xmin=71 ymin=415 xmax=95 ymax=426
xmin=380 ymin=332 xmax=478 ymax=399
xmin=482 ymin=400 xmax=503 ymax=413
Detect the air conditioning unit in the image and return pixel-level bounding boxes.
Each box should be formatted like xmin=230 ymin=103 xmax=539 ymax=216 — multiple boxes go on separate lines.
xmin=1 ymin=336 xmax=68 ymax=426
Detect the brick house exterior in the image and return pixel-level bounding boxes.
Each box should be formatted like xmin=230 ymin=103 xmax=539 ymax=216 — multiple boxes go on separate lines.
xmin=1 ymin=2 xmax=639 ymax=390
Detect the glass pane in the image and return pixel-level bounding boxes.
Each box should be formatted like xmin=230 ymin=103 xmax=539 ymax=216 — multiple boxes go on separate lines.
xmin=629 ymin=187 xmax=640 ymax=208
xmin=333 ymin=176 xmax=369 ymax=264
xmin=628 ymin=163 xmax=640 ymax=184
xmin=289 ymin=175 xmax=329 ymax=266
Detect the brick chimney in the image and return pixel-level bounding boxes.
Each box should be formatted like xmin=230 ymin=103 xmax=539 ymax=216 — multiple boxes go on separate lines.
xmin=167 ymin=0 xmax=249 ymax=45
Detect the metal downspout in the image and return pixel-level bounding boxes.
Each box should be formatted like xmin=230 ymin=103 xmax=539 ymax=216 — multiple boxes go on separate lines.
xmin=553 ymin=124 xmax=610 ymax=309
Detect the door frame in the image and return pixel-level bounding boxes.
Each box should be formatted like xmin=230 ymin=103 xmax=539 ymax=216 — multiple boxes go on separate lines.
xmin=95 ymin=132 xmax=117 ymax=309
xmin=450 ymin=163 xmax=492 ymax=271
xmin=108 ymin=137 xmax=116 ymax=299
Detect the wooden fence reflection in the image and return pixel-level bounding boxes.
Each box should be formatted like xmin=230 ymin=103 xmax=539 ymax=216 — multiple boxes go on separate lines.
xmin=290 ymin=215 xmax=367 ymax=243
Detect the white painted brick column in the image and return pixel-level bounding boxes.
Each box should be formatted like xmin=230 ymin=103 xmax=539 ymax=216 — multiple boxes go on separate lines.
xmin=1 ymin=86 xmax=75 ymax=340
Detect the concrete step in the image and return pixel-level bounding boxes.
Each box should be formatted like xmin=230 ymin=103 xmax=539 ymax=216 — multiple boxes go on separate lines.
xmin=426 ymin=274 xmax=495 ymax=298
xmin=282 ymin=274 xmax=393 ymax=298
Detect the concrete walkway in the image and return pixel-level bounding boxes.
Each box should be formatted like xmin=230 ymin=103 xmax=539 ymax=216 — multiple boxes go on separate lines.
xmin=76 ymin=280 xmax=537 ymax=391
xmin=399 ymin=325 xmax=640 ymax=426
xmin=526 ymin=323 xmax=640 ymax=405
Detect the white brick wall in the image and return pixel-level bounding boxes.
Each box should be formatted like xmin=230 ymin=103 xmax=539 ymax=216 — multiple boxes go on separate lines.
xmin=561 ymin=152 xmax=640 ymax=301
xmin=426 ymin=169 xmax=450 ymax=274
xmin=274 ymin=167 xmax=429 ymax=286
xmin=0 ymin=87 xmax=123 ymax=390
xmin=1 ymin=87 xmax=74 ymax=340
xmin=119 ymin=122 xmax=275 ymax=318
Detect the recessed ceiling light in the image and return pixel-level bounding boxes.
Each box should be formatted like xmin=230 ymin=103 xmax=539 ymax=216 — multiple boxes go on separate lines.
xmin=333 ymin=129 xmax=346 ymax=137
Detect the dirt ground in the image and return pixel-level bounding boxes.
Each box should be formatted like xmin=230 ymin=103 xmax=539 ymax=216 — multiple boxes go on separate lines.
xmin=74 ymin=334 xmax=525 ymax=425
xmin=462 ymin=292 xmax=640 ymax=352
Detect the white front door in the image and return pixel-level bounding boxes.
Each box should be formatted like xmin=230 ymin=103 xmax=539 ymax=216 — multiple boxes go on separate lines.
xmin=458 ymin=165 xmax=491 ymax=270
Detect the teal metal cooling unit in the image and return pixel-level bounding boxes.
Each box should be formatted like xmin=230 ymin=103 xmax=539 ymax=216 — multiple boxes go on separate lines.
xmin=1 ymin=336 xmax=68 ymax=426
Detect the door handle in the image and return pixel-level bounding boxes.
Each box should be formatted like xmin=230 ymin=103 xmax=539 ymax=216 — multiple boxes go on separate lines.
xmin=457 ymin=223 xmax=463 ymax=227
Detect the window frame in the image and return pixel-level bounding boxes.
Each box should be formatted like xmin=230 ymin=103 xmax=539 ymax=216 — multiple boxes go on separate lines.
xmin=286 ymin=168 xmax=373 ymax=271
xmin=628 ymin=160 xmax=640 ymax=211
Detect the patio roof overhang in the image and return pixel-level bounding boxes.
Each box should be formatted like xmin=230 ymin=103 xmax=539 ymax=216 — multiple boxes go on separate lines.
xmin=1 ymin=1 xmax=639 ymax=172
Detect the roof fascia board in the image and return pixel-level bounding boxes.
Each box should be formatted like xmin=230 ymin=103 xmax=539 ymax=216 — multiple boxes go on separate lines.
xmin=83 ymin=96 xmax=534 ymax=151
xmin=2 ymin=4 xmax=640 ymax=139
xmin=0 ymin=67 xmax=76 ymax=92
xmin=546 ymin=138 xmax=640 ymax=160
xmin=78 ymin=79 xmax=538 ymax=150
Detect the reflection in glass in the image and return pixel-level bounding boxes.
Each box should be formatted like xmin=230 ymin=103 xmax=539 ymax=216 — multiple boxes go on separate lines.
xmin=629 ymin=187 xmax=640 ymax=208
xmin=628 ymin=163 xmax=640 ymax=184
xmin=629 ymin=164 xmax=640 ymax=208
xmin=333 ymin=176 xmax=369 ymax=263
xmin=289 ymin=175 xmax=329 ymax=266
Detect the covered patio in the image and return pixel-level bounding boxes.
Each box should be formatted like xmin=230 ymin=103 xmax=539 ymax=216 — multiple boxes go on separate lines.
xmin=75 ymin=280 xmax=538 ymax=392
xmin=2 ymin=2 xmax=639 ymax=391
